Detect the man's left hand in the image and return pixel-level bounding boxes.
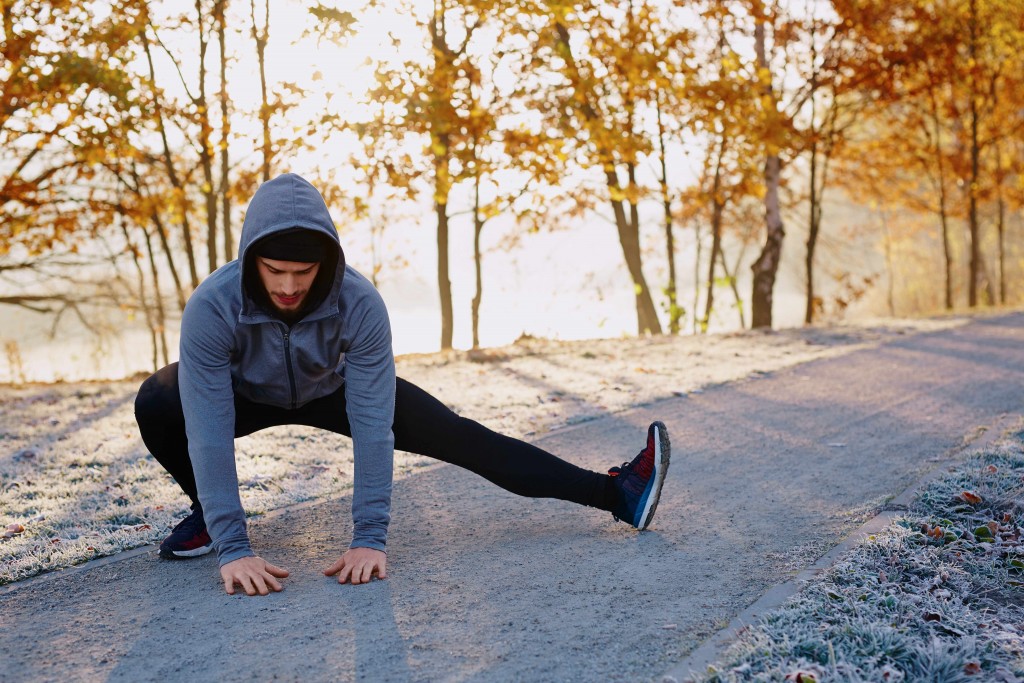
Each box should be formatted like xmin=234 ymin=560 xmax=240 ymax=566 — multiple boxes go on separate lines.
xmin=323 ymin=547 xmax=387 ymax=585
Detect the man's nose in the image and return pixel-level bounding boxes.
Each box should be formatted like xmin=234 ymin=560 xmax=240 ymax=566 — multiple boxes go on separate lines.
xmin=281 ymin=275 xmax=298 ymax=294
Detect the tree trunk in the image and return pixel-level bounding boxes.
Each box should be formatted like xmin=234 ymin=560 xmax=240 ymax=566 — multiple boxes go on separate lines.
xmin=702 ymin=135 xmax=726 ymax=331
xmin=750 ymin=5 xmax=785 ymax=329
xmin=967 ymin=0 xmax=981 ymax=307
xmin=805 ymin=140 xmax=819 ymax=324
xmin=471 ymin=175 xmax=483 ymax=350
xmin=805 ymin=82 xmax=821 ymax=325
xmin=128 ymin=161 xmax=186 ymax=310
xmin=881 ymin=210 xmax=895 ymax=316
xmin=196 ymin=0 xmax=218 ymax=273
xmin=926 ymin=80 xmax=954 ymax=310
xmin=217 ymin=0 xmax=233 ymax=261
xmin=120 ymin=219 xmax=158 ymax=371
xmin=692 ymin=217 xmax=702 ymax=335
xmin=142 ymin=32 xmax=199 ymax=290
xmin=717 ymin=247 xmax=745 ymax=329
xmin=150 ymin=212 xmax=187 ymax=311
xmin=436 ymin=197 xmax=453 ymax=350
xmin=552 ymin=20 xmax=660 ymax=337
xmin=628 ymin=163 xmax=661 ymax=335
xmin=752 ymin=154 xmax=785 ymax=329
xmin=251 ymin=0 xmax=271 ymax=182
xmin=604 ymin=166 xmax=661 ymax=336
xmin=656 ymin=102 xmax=680 ymax=334
xmin=142 ymin=224 xmax=170 ymax=366
xmin=804 ymin=14 xmax=819 ymax=325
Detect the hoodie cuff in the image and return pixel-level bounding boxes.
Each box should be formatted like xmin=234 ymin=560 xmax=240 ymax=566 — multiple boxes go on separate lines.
xmin=215 ymin=537 xmax=256 ymax=567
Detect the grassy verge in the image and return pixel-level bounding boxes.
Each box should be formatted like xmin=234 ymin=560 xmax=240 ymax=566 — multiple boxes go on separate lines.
xmin=696 ymin=430 xmax=1024 ymax=682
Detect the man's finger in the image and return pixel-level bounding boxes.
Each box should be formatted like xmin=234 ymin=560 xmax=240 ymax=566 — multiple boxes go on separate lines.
xmin=265 ymin=562 xmax=290 ymax=579
xmin=323 ymin=558 xmax=344 ymax=576
xmin=241 ymin=575 xmax=257 ymax=596
xmin=358 ymin=562 xmax=373 ymax=584
xmin=377 ymin=559 xmax=387 ymax=580
xmin=265 ymin=573 xmax=283 ymax=592
xmin=223 ymin=575 xmax=235 ymax=595
xmin=253 ymin=574 xmax=269 ymax=596
xmin=337 ymin=562 xmax=353 ymax=584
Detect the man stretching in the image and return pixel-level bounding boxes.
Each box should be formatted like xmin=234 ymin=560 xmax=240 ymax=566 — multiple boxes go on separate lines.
xmin=134 ymin=173 xmax=671 ymax=596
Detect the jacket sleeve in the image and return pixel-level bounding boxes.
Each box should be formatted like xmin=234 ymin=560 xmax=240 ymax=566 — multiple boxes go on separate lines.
xmin=178 ymin=296 xmax=254 ymax=566
xmin=342 ymin=286 xmax=396 ymax=552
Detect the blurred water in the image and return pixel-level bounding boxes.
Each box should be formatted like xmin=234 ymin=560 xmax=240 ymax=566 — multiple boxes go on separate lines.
xmin=0 ymin=216 xmax=818 ymax=383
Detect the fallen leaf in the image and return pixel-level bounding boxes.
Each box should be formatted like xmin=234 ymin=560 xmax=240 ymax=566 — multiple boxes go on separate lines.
xmin=964 ymin=661 xmax=982 ymax=675
xmin=959 ymin=491 xmax=983 ymax=505
xmin=5 ymin=523 xmax=24 ymax=535
xmin=923 ymin=611 xmax=942 ymax=621
xmin=785 ymin=671 xmax=818 ymax=683
xmin=985 ymin=465 xmax=998 ymax=474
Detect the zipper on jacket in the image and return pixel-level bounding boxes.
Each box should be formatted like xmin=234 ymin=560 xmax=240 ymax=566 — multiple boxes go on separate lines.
xmin=282 ymin=328 xmax=298 ymax=409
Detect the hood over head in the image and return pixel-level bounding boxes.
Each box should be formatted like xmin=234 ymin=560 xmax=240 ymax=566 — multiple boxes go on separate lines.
xmin=237 ymin=173 xmax=345 ymax=321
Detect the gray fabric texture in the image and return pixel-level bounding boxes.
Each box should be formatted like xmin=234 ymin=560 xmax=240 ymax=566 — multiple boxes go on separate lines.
xmin=178 ymin=173 xmax=396 ymax=566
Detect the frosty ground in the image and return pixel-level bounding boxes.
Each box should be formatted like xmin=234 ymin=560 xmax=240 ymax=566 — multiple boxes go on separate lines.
xmin=2 ymin=312 xmax=1022 ymax=683
xmin=0 ymin=317 xmax=959 ymax=584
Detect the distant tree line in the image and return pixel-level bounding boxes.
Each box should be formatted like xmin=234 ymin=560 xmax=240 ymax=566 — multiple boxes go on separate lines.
xmin=1 ymin=0 xmax=1022 ymax=371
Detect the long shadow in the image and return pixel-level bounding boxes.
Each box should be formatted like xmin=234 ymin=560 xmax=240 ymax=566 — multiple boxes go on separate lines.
xmin=1 ymin=385 xmax=137 ymax=458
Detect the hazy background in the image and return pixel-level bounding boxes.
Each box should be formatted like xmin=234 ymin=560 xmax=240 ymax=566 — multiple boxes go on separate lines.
xmin=2 ymin=0 xmax=1020 ymax=382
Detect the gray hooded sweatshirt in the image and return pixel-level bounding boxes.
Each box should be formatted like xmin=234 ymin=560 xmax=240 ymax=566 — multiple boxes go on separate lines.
xmin=178 ymin=173 xmax=395 ymax=566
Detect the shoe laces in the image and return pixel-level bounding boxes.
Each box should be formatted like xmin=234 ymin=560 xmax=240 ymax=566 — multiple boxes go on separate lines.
xmin=609 ymin=439 xmax=655 ymax=482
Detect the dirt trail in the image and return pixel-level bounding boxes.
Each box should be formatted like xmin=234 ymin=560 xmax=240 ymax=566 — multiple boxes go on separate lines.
xmin=2 ymin=313 xmax=1022 ymax=683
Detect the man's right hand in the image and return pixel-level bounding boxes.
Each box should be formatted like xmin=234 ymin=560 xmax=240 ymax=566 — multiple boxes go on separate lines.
xmin=220 ymin=556 xmax=290 ymax=596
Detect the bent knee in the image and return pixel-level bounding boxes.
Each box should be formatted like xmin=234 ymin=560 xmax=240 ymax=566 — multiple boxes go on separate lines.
xmin=134 ymin=363 xmax=182 ymax=420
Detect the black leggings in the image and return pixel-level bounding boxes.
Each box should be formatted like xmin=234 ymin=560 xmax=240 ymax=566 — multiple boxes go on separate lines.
xmin=134 ymin=363 xmax=614 ymax=512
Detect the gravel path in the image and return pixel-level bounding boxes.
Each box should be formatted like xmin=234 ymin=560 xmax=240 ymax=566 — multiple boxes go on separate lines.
xmin=2 ymin=313 xmax=1022 ymax=682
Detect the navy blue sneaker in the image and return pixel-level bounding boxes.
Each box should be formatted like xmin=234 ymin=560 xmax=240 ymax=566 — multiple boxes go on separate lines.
xmin=609 ymin=421 xmax=671 ymax=529
xmin=159 ymin=506 xmax=213 ymax=559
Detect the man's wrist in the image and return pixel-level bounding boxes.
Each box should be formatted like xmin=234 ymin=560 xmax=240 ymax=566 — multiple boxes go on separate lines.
xmin=217 ymin=548 xmax=256 ymax=567
xmin=349 ymin=541 xmax=386 ymax=553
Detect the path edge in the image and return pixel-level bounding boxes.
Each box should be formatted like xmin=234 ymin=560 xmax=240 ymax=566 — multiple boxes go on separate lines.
xmin=660 ymin=411 xmax=1022 ymax=683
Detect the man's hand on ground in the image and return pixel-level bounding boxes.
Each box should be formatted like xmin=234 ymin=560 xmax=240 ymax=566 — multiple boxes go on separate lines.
xmin=323 ymin=547 xmax=387 ymax=585
xmin=220 ymin=556 xmax=290 ymax=596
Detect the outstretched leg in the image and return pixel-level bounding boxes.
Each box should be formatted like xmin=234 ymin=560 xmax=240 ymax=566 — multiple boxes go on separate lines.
xmin=390 ymin=378 xmax=618 ymax=510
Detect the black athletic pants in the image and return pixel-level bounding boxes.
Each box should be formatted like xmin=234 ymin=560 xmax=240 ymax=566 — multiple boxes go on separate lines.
xmin=133 ymin=362 xmax=614 ymax=513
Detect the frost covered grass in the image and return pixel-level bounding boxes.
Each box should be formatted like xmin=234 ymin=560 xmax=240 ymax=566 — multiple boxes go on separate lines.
xmin=0 ymin=384 xmax=374 ymax=584
xmin=697 ymin=431 xmax=1024 ymax=683
xmin=0 ymin=319 xmax=961 ymax=585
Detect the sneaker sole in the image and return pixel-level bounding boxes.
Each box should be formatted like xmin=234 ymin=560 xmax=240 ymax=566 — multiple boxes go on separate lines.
xmin=158 ymin=544 xmax=214 ymax=560
xmin=637 ymin=421 xmax=671 ymax=530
